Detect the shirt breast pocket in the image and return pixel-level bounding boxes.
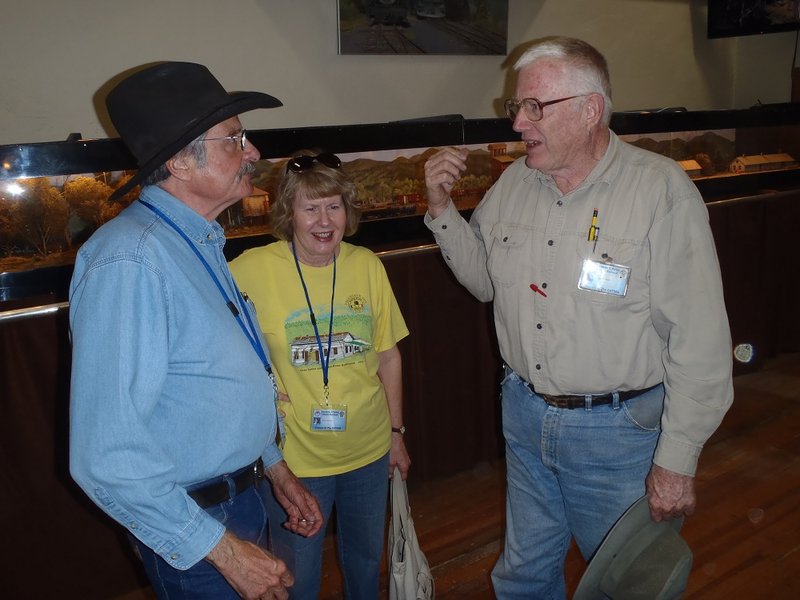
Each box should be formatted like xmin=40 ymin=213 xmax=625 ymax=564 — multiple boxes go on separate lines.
xmin=573 ymin=237 xmax=647 ymax=306
xmin=487 ymin=223 xmax=529 ymax=288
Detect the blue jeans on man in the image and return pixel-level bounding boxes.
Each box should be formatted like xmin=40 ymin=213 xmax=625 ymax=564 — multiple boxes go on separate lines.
xmin=132 ymin=479 xmax=269 ymax=599
xmin=491 ymin=371 xmax=663 ymax=599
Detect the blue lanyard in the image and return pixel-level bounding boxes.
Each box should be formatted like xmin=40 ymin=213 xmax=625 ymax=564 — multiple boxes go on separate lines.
xmin=139 ymin=199 xmax=272 ymax=375
xmin=291 ymin=242 xmax=336 ymax=399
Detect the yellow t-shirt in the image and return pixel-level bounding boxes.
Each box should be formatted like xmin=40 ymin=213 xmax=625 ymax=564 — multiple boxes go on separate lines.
xmin=230 ymin=241 xmax=409 ymax=477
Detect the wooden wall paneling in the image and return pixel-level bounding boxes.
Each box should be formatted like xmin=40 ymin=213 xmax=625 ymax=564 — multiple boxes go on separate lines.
xmin=382 ymin=250 xmax=504 ymax=484
xmin=707 ymin=200 xmax=770 ymax=372
xmin=764 ymin=192 xmax=800 ymax=354
xmin=0 ymin=312 xmax=147 ymax=599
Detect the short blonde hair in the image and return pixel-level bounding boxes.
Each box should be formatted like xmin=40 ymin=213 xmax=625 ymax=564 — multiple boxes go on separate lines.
xmin=270 ymin=150 xmax=361 ymax=241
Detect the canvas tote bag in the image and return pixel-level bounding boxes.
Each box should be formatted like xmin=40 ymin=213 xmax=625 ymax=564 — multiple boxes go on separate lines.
xmin=388 ymin=467 xmax=434 ymax=600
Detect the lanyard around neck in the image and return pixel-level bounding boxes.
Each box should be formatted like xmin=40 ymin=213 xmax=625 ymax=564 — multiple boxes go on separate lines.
xmin=139 ymin=199 xmax=271 ymax=374
xmin=291 ymin=241 xmax=336 ymax=396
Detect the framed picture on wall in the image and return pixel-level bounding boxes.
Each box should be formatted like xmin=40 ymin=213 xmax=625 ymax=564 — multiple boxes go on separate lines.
xmin=337 ymin=0 xmax=508 ymax=55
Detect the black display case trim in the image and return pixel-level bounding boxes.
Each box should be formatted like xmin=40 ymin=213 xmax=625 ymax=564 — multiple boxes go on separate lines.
xmin=4 ymin=103 xmax=800 ymax=179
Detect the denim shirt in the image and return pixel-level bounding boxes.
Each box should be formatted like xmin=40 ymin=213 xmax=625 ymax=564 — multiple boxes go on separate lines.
xmin=69 ymin=185 xmax=281 ymax=570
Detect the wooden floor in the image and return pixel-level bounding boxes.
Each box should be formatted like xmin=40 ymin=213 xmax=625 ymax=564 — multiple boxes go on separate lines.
xmin=118 ymin=352 xmax=800 ymax=599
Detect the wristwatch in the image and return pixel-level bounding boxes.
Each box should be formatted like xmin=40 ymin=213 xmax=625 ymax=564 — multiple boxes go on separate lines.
xmin=391 ymin=425 xmax=406 ymax=435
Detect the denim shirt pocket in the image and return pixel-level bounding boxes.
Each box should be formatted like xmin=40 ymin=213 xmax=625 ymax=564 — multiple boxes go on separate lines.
xmin=487 ymin=223 xmax=528 ymax=288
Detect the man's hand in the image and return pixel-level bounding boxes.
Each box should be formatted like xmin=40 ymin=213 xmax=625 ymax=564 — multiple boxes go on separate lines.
xmin=645 ymin=464 xmax=696 ymax=522
xmin=206 ymin=531 xmax=292 ymax=600
xmin=266 ymin=460 xmax=324 ymax=537
xmin=424 ymin=147 xmax=469 ymax=218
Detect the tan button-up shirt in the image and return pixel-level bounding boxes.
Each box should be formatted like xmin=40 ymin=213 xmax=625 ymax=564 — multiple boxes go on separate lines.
xmin=426 ymin=132 xmax=733 ymax=475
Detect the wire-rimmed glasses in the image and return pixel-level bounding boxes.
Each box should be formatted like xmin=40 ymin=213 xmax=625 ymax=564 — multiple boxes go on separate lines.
xmin=203 ymin=129 xmax=248 ymax=151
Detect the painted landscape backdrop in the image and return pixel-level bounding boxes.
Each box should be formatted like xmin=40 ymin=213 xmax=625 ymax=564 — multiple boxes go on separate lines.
xmin=2 ymin=127 xmax=797 ymax=274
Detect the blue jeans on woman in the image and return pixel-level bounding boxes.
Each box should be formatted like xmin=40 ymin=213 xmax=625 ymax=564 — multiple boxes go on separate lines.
xmin=266 ymin=453 xmax=390 ymax=600
xmin=491 ymin=371 xmax=664 ymax=600
xmin=132 ymin=479 xmax=270 ymax=599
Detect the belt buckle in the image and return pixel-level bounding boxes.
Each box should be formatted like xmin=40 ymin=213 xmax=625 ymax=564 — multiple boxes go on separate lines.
xmin=253 ymin=458 xmax=264 ymax=481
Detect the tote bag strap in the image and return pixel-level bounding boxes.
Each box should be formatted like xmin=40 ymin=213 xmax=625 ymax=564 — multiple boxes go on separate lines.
xmin=392 ymin=466 xmax=411 ymax=523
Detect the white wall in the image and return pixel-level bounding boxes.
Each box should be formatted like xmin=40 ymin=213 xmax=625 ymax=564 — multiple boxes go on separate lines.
xmin=0 ymin=0 xmax=797 ymax=146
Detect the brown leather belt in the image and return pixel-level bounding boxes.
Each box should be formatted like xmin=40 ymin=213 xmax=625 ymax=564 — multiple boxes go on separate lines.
xmin=527 ymin=383 xmax=660 ymax=409
xmin=187 ymin=458 xmax=264 ymax=509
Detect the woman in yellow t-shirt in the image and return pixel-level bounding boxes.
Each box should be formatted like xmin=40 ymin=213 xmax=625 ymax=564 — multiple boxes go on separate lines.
xmin=229 ymin=151 xmax=410 ymax=599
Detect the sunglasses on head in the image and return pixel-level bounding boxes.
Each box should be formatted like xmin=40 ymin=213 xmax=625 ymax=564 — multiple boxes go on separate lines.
xmin=286 ymin=153 xmax=342 ymax=173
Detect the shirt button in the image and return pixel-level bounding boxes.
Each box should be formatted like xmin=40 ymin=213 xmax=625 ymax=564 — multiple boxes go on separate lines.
xmin=537 ymin=323 xmax=542 ymax=329
xmin=442 ymin=224 xmax=447 ymax=230
xmin=503 ymin=236 xmax=508 ymax=242
xmin=170 ymin=554 xmax=179 ymax=561
xmin=547 ymin=240 xmax=554 ymax=246
xmin=557 ymin=200 xmax=563 ymax=206
xmin=129 ymin=522 xmax=138 ymax=529
xmin=541 ymin=282 xmax=548 ymax=289
xmin=535 ymin=364 xmax=542 ymax=370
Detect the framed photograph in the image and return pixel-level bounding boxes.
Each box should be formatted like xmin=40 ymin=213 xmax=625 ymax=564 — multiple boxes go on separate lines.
xmin=337 ymin=0 xmax=508 ymax=55
xmin=708 ymin=0 xmax=800 ymax=39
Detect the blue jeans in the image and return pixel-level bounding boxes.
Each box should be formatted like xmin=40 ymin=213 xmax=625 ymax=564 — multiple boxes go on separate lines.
xmin=491 ymin=371 xmax=663 ymax=600
xmin=132 ymin=479 xmax=270 ymax=599
xmin=266 ymin=453 xmax=390 ymax=600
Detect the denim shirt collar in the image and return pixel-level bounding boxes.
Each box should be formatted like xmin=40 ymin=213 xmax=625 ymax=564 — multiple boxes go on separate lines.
xmin=139 ymin=185 xmax=226 ymax=251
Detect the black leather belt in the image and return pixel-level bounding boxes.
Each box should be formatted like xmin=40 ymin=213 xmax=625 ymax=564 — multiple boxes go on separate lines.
xmin=527 ymin=383 xmax=660 ymax=409
xmin=187 ymin=458 xmax=264 ymax=509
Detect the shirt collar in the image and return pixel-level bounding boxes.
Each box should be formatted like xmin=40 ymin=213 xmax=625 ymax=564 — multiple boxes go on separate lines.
xmin=529 ymin=130 xmax=621 ymax=193
xmin=139 ymin=185 xmax=225 ymax=246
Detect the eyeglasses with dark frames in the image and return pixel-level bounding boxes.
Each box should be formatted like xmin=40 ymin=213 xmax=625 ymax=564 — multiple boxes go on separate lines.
xmin=504 ymin=95 xmax=585 ymax=122
xmin=286 ymin=153 xmax=342 ymax=173
xmin=203 ymin=129 xmax=248 ymax=151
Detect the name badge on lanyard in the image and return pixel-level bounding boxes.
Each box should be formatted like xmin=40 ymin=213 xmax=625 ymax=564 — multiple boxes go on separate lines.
xmin=578 ymin=258 xmax=631 ymax=297
xmin=311 ymin=405 xmax=348 ymax=431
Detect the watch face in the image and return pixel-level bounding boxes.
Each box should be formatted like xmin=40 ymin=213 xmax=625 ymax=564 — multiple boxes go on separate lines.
xmin=733 ymin=343 xmax=755 ymax=363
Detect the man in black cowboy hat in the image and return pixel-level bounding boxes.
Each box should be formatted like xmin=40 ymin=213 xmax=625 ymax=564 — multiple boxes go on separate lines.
xmin=69 ymin=62 xmax=323 ymax=599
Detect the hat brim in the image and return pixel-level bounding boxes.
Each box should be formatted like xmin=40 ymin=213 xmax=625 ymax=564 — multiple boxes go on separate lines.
xmin=573 ymin=495 xmax=686 ymax=600
xmin=109 ymin=91 xmax=281 ymax=201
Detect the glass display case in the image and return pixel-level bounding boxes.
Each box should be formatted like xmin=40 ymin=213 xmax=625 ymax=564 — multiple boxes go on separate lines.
xmin=3 ymin=104 xmax=800 ymax=303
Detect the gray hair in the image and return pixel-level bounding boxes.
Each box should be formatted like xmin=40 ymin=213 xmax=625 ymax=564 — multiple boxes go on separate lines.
xmin=143 ymin=134 xmax=208 ymax=187
xmin=515 ymin=37 xmax=613 ymax=125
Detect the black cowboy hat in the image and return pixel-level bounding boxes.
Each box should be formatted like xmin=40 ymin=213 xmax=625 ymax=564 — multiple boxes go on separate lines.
xmin=106 ymin=61 xmax=282 ymax=200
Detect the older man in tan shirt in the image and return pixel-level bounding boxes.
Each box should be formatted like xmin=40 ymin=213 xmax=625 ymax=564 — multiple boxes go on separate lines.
xmin=424 ymin=37 xmax=733 ymax=599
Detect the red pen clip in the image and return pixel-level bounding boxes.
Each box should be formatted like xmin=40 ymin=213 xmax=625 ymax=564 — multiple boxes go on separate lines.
xmin=530 ymin=283 xmax=547 ymax=297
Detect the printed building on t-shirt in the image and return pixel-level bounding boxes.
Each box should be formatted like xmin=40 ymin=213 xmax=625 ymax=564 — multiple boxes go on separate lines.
xmin=290 ymin=332 xmax=371 ymax=367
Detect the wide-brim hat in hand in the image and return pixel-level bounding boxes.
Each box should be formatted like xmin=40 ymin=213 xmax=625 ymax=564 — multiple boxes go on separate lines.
xmin=573 ymin=495 xmax=693 ymax=600
xmin=105 ymin=61 xmax=282 ymax=200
